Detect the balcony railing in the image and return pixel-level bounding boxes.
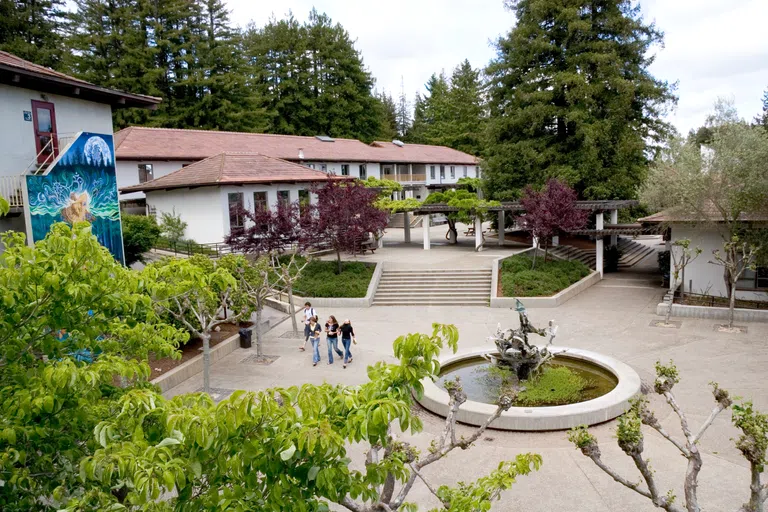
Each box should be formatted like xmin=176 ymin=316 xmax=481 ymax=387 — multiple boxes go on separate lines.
xmin=0 ymin=175 xmax=24 ymax=207
xmin=391 ymin=174 xmax=427 ymax=183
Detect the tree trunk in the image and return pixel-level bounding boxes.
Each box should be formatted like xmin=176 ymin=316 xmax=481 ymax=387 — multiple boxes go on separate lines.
xmin=729 ymin=281 xmax=737 ymax=329
xmin=255 ymin=304 xmax=263 ymax=357
xmin=447 ymin=219 xmax=457 ymax=244
xmin=288 ymin=281 xmax=298 ymax=334
xmin=665 ymin=298 xmax=673 ymax=325
xmin=531 ymin=246 xmax=538 ymax=270
xmin=336 ymin=248 xmax=342 ymax=275
xmin=681 ymin=265 xmax=686 ymax=304
xmin=202 ymin=333 xmax=211 ymax=394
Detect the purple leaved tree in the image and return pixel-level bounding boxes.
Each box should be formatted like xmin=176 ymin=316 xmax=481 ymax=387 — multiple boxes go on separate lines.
xmin=313 ymin=179 xmax=390 ymax=274
xmin=519 ymin=179 xmax=588 ymax=267
xmin=225 ymin=201 xmax=313 ymax=255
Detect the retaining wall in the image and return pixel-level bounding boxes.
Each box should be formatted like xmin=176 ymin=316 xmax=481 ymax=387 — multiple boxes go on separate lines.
xmin=656 ymin=302 xmax=768 ymax=323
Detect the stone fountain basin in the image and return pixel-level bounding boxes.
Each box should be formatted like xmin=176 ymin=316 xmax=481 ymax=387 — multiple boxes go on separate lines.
xmin=416 ymin=346 xmax=642 ymax=431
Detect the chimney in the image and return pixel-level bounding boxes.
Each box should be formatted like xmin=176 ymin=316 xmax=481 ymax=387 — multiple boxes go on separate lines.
xmin=298 ymin=148 xmax=304 ymax=160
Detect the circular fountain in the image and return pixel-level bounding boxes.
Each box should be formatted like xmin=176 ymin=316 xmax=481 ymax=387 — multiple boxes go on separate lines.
xmin=415 ymin=302 xmax=641 ymax=431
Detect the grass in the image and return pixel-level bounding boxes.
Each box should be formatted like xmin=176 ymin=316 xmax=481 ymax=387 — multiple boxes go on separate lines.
xmin=291 ymin=259 xmax=375 ymax=298
xmin=516 ymin=366 xmax=589 ymax=406
xmin=499 ymin=253 xmax=590 ymax=297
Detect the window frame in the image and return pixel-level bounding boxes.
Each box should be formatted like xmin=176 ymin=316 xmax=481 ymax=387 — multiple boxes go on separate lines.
xmin=440 ymin=165 xmax=445 ymax=179
xmin=228 ymin=192 xmax=244 ymax=229
xmin=277 ymin=190 xmax=291 ymax=208
xmin=450 ymin=165 xmax=455 ymax=178
xmin=341 ymin=164 xmax=349 ymax=176
xmin=253 ymin=191 xmax=268 ymax=212
xmin=138 ymin=163 xmax=154 ymax=183
xmin=359 ymin=164 xmax=367 ymax=179
xmin=463 ymin=166 xmax=467 ymax=178
xmin=430 ymin=165 xmax=436 ymax=179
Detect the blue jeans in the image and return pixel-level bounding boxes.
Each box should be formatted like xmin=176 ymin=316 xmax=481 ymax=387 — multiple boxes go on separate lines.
xmin=341 ymin=337 xmax=352 ymax=363
xmin=327 ymin=336 xmax=343 ymax=363
xmin=304 ymin=323 xmax=311 ymax=341
xmin=311 ymin=337 xmax=321 ymax=364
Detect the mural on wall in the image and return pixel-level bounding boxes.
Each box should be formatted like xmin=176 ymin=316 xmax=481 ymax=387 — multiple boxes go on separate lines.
xmin=25 ymin=132 xmax=125 ymax=264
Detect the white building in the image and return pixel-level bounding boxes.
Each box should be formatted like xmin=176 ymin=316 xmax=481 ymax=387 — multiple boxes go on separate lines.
xmin=113 ymin=127 xmax=479 ymax=212
xmin=121 ymin=152 xmax=336 ymax=244
xmin=640 ymin=211 xmax=767 ymax=302
xmin=0 ymin=51 xmax=160 ymax=247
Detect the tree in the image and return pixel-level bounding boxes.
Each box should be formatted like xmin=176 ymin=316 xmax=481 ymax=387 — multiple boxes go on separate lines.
xmin=443 ymin=60 xmax=485 ymax=155
xmin=0 ymin=223 xmax=185 ymax=509
xmin=159 ymin=209 xmax=187 ymax=247
xmin=754 ymin=87 xmax=768 ymax=129
xmin=422 ymin=189 xmax=500 ymax=246
xmin=376 ymin=90 xmax=398 ymax=140
xmin=518 ymin=179 xmax=589 ymax=266
xmin=225 ymin=200 xmax=311 ymax=255
xmin=407 ymin=72 xmax=450 ymax=145
xmin=396 ymin=81 xmax=411 ymax=139
xmin=710 ymin=237 xmax=759 ymax=329
xmin=0 ymin=0 xmax=65 ymax=69
xmin=570 ymin=360 xmax=768 ymax=512
xmin=143 ymin=256 xmax=247 ymax=393
xmin=662 ymin=239 xmax=702 ymax=325
xmin=483 ymin=0 xmax=676 ymax=201
xmin=0 ymin=195 xmax=8 ymax=216
xmin=642 ymin=101 xmax=768 ymax=326
xmin=67 ymin=324 xmax=542 ymax=511
xmin=121 ymin=213 xmax=161 ymax=266
xmin=313 ymin=180 xmax=390 ymax=274
xmin=272 ymin=251 xmax=311 ymax=336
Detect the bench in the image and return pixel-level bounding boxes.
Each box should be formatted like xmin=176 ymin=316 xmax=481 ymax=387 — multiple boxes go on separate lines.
xmin=359 ymin=239 xmax=377 ymax=254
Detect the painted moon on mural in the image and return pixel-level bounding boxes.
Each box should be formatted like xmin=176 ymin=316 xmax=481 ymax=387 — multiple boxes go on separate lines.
xmin=83 ymin=136 xmax=113 ymax=167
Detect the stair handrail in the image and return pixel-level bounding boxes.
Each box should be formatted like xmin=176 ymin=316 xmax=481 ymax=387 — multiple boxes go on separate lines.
xmin=24 ymin=132 xmax=80 ymax=175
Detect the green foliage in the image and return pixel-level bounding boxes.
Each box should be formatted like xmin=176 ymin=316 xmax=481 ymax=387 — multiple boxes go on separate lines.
xmin=568 ymin=425 xmax=597 ymax=450
xmin=732 ymin=401 xmax=768 ymax=469
xmin=456 ymin=177 xmax=481 ymax=192
xmin=616 ymin=408 xmax=644 ymax=453
xmin=516 ymin=367 xmax=589 ymax=407
xmin=432 ymin=454 xmax=543 ymax=511
xmin=158 ymin=210 xmax=187 ymax=245
xmin=0 ymin=195 xmax=8 ymax=217
xmin=654 ymin=360 xmax=680 ymax=394
xmin=423 ymin=189 xmax=499 ymax=225
xmin=0 ymin=0 xmax=66 ymax=69
xmin=484 ymin=0 xmax=676 ymax=200
xmin=363 ymin=176 xmax=403 ymax=207
xmin=0 ymin=222 xmax=185 ymax=509
xmin=500 ymin=254 xmax=590 ymax=297
xmin=291 ymin=259 xmax=375 ymax=298
xmin=121 ymin=214 xmax=161 ymax=266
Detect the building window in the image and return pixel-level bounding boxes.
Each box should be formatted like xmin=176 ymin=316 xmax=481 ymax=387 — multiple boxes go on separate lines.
xmin=477 ymin=167 xmax=482 ymax=179
xmin=298 ymin=189 xmax=310 ymax=215
xmin=306 ymin=163 xmax=315 ymax=169
xmin=359 ymin=164 xmax=367 ymax=179
xmin=253 ymin=191 xmax=267 ymax=211
xmin=228 ymin=192 xmax=244 ymax=229
xmin=320 ymin=164 xmax=327 ymax=173
xmin=138 ymin=164 xmax=154 ymax=183
xmin=463 ymin=166 xmax=467 ymax=178
xmin=430 ymin=165 xmax=435 ymax=179
xmin=739 ymin=266 xmax=768 ymax=290
xmin=440 ymin=165 xmax=445 ymax=179
xmin=341 ymin=164 xmax=349 ymax=176
xmin=277 ymin=190 xmax=291 ymax=208
xmin=450 ymin=166 xmax=455 ymax=178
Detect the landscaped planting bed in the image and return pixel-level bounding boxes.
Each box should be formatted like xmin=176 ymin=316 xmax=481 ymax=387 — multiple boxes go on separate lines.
xmin=499 ymin=253 xmax=590 ymax=297
xmin=292 ymin=259 xmax=375 ymax=298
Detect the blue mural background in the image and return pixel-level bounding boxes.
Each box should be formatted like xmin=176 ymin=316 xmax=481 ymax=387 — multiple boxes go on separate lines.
xmin=26 ymin=132 xmax=125 ymax=264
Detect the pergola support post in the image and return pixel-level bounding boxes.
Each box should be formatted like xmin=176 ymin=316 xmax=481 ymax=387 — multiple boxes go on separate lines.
xmin=610 ymin=209 xmax=618 ymax=246
xmin=403 ymin=211 xmax=411 ymax=244
xmin=596 ymin=212 xmax=604 ymax=278
xmin=497 ymin=210 xmax=505 ymax=246
xmin=474 ymin=216 xmax=483 ymax=251
xmin=423 ymin=214 xmax=430 ymax=250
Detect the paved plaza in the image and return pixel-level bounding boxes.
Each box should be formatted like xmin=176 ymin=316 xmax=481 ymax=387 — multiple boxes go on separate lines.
xmin=165 ymin=243 xmax=768 ymax=511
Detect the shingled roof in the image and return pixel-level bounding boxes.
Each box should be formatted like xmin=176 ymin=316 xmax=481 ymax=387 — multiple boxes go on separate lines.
xmin=120 ymin=153 xmax=335 ymax=192
xmin=113 ymin=127 xmax=479 ymax=165
xmin=639 ymin=207 xmax=768 ymax=224
xmin=0 ymin=51 xmax=161 ymax=109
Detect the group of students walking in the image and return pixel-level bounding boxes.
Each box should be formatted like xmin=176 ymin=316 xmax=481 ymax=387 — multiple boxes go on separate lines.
xmin=299 ymin=302 xmax=355 ymax=368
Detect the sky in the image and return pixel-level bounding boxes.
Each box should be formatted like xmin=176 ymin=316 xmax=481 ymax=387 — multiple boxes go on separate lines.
xmin=228 ymin=0 xmax=768 ymax=135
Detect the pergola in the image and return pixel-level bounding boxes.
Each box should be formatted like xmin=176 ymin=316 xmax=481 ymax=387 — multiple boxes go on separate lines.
xmin=394 ymin=200 xmax=656 ymax=277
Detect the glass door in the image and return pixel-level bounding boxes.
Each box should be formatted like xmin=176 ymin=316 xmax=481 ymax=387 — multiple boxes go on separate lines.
xmin=31 ymin=100 xmax=58 ymax=164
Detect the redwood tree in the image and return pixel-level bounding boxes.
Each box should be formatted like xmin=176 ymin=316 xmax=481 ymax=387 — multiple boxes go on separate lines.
xmin=313 ymin=180 xmax=389 ymax=273
xmin=519 ymin=179 xmax=588 ymax=266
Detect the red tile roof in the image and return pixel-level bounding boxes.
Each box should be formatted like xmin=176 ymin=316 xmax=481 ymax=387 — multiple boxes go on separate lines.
xmin=639 ymin=208 xmax=768 ymax=223
xmin=0 ymin=50 xmax=161 ymax=108
xmin=113 ymin=127 xmax=479 ymax=164
xmin=120 ymin=152 xmax=337 ymax=192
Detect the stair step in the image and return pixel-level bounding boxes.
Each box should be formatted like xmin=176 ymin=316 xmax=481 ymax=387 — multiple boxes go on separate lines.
xmin=378 ymin=279 xmax=491 ymax=285
xmin=382 ymin=270 xmax=491 ymax=276
xmin=373 ymin=300 xmax=489 ymax=306
xmin=375 ymin=291 xmax=490 ymax=298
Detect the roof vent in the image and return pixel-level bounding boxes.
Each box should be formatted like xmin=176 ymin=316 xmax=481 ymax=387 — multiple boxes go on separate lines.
xmin=298 ymin=148 xmax=304 ymax=159
xmin=315 ymin=135 xmax=335 ymax=142
xmin=392 ymin=139 xmax=405 ymax=147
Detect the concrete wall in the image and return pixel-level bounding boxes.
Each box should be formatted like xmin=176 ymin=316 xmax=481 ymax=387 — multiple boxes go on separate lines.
xmin=672 ymin=225 xmax=767 ymax=301
xmin=146 ymin=187 xmax=224 ymax=244
xmin=0 ymin=84 xmax=113 ymax=178
xmin=117 ymin=160 xmax=191 ymax=201
xmin=303 ymin=161 xmax=381 ymax=179
xmin=425 ymin=164 xmax=477 ymax=185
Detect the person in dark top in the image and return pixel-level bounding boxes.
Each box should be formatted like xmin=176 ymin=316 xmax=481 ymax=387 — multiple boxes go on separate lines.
xmin=325 ymin=315 xmax=343 ymax=365
xmin=339 ymin=319 xmax=355 ymax=368
xmin=308 ymin=316 xmax=323 ymax=366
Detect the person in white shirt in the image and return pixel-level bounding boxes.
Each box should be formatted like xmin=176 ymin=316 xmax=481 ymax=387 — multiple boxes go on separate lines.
xmin=298 ymin=302 xmax=316 ymax=351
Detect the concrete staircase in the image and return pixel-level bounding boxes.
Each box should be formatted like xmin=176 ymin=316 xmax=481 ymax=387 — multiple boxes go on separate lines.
xmin=617 ymin=238 xmax=657 ymax=269
xmin=388 ymin=213 xmax=423 ymax=229
xmin=373 ymin=268 xmax=491 ymax=306
xmin=548 ymin=245 xmax=596 ymax=269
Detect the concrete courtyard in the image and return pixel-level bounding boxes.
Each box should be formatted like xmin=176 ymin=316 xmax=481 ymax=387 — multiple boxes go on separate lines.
xmin=164 ymin=243 xmax=768 ymax=511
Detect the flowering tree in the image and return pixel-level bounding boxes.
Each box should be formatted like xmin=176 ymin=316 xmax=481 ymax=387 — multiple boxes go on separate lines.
xmin=225 ymin=200 xmax=312 ymax=255
xmin=519 ymin=179 xmax=589 ymax=266
xmin=313 ymin=180 xmax=390 ymax=274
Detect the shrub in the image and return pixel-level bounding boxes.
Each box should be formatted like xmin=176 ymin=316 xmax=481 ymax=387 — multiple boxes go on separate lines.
xmin=500 ymin=253 xmax=590 ymax=297
xmin=289 ymin=259 xmax=375 ymax=298
xmin=121 ymin=214 xmax=161 ymax=265
xmin=517 ymin=366 xmax=588 ymax=406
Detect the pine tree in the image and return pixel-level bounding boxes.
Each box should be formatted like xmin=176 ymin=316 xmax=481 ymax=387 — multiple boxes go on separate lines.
xmin=406 ymin=72 xmax=449 ymax=144
xmin=0 ymin=0 xmax=66 ymax=69
xmin=444 ymin=59 xmax=485 ymax=155
xmin=483 ymin=0 xmax=676 ymax=201
xmin=376 ymin=91 xmax=398 ymax=140
xmin=395 ymin=80 xmax=410 ymax=138
xmin=755 ymin=88 xmax=768 ymax=129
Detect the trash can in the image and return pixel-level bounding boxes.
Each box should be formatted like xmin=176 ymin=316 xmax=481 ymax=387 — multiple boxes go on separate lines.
xmin=239 ymin=328 xmax=252 ymax=349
